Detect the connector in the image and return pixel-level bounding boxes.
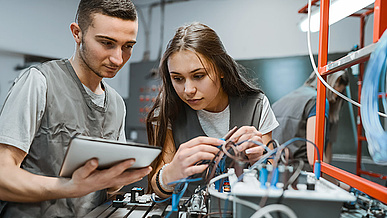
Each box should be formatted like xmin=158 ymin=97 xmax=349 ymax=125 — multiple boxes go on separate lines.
xmin=270 ymin=167 xmax=279 ymax=189
xmin=313 ymin=160 xmax=321 ymax=180
xmin=259 ymin=165 xmax=268 ymax=189
xmin=172 ymin=193 xmax=179 ymax=211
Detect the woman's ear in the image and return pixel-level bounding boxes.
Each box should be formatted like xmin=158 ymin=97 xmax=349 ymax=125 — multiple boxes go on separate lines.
xmin=70 ymin=22 xmax=82 ymax=45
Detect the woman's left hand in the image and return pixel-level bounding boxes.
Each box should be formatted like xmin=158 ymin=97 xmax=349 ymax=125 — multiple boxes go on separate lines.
xmin=228 ymin=126 xmax=265 ymax=165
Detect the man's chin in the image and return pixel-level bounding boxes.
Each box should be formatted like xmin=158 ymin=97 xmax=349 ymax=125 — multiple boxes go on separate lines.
xmin=99 ymin=71 xmax=118 ymax=78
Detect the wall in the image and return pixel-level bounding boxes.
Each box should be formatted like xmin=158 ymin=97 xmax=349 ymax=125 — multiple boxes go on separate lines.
xmin=0 ymin=0 xmax=375 ymax=103
xmin=0 ymin=0 xmax=377 ymax=155
xmin=134 ymin=0 xmax=374 ymax=61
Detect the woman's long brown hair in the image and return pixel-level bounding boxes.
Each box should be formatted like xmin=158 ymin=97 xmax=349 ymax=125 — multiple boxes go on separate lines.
xmin=146 ymin=22 xmax=262 ymax=191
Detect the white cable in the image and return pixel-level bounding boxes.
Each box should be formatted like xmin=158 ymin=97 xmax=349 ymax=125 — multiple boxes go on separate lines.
xmin=250 ymin=204 xmax=297 ymax=218
xmin=360 ymin=30 xmax=387 ymax=165
xmin=306 ymin=0 xmax=387 ymax=118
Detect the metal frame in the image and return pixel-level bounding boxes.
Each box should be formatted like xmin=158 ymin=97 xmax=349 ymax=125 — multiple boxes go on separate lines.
xmin=314 ymin=0 xmax=387 ymax=204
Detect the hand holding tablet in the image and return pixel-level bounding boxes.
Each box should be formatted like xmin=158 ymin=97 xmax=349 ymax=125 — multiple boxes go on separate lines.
xmin=59 ymin=135 xmax=161 ymax=177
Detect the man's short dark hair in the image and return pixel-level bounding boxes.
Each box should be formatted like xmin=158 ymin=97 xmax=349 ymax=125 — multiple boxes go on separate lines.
xmin=76 ymin=0 xmax=137 ymax=32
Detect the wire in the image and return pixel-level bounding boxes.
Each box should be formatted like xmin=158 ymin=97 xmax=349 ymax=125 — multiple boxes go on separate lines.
xmin=165 ymin=182 xmax=189 ymax=218
xmin=167 ymin=177 xmax=202 ymax=185
xmin=151 ymin=193 xmax=171 ymax=203
xmin=306 ymin=0 xmax=387 ymax=118
xmin=250 ymin=204 xmax=297 ymax=218
xmin=250 ymin=137 xmax=321 ymax=172
xmin=277 ymin=159 xmax=304 ymax=204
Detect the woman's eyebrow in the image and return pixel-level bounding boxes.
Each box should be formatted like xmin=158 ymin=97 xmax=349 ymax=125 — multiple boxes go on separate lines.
xmin=169 ymin=68 xmax=205 ymax=75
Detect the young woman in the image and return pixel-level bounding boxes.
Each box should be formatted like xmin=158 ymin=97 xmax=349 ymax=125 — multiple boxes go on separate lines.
xmin=146 ymin=22 xmax=278 ymax=197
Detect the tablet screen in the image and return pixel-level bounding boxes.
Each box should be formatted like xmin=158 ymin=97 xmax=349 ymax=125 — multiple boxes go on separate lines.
xmin=59 ymin=135 xmax=161 ymax=177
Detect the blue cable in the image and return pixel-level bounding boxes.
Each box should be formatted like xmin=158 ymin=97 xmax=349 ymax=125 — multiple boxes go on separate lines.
xmin=360 ymin=29 xmax=387 ymax=165
xmin=151 ymin=195 xmax=171 ymax=203
xmin=270 ymin=167 xmax=280 ymax=189
xmin=259 ymin=165 xmax=268 ymax=189
xmin=248 ymin=137 xmax=322 ymax=180
xmin=165 ymin=182 xmax=189 ymax=218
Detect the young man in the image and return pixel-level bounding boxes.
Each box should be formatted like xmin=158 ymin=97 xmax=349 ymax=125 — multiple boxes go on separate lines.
xmin=0 ymin=0 xmax=151 ymax=217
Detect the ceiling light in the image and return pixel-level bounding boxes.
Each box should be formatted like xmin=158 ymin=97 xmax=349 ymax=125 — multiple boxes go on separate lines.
xmin=299 ymin=0 xmax=375 ymax=32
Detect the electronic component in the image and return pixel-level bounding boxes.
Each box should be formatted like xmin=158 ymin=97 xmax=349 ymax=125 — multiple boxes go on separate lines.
xmin=208 ymin=167 xmax=356 ymax=218
xmin=131 ymin=187 xmax=144 ymax=203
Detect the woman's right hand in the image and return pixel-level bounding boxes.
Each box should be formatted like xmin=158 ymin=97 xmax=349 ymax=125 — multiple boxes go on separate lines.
xmin=162 ymin=136 xmax=224 ymax=185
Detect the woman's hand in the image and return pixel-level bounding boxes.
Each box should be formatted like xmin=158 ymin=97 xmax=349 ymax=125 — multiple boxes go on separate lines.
xmin=162 ymin=136 xmax=224 ymax=185
xmin=228 ymin=126 xmax=265 ymax=165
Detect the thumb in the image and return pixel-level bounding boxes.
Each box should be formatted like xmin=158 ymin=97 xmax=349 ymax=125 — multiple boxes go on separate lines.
xmin=73 ymin=158 xmax=99 ymax=179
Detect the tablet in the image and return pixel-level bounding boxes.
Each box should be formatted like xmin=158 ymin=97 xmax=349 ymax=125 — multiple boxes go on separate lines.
xmin=59 ymin=135 xmax=161 ymax=177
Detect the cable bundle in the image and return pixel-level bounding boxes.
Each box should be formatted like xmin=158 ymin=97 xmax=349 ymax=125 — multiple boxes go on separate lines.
xmin=360 ymin=30 xmax=387 ymax=165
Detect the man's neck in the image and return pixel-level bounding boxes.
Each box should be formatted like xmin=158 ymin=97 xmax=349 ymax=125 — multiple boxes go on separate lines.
xmin=68 ymin=55 xmax=104 ymax=94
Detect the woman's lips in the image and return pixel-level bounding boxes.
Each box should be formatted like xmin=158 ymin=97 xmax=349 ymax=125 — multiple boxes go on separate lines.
xmin=186 ymin=99 xmax=202 ymax=104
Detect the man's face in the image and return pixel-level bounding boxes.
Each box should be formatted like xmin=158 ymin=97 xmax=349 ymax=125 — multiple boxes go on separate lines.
xmin=78 ymin=13 xmax=138 ymax=78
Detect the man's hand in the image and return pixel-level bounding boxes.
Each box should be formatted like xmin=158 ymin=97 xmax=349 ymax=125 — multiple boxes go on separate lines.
xmin=66 ymin=158 xmax=152 ymax=198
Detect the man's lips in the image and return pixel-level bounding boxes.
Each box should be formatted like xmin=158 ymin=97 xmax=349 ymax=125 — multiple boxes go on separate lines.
xmin=105 ymin=65 xmax=119 ymax=71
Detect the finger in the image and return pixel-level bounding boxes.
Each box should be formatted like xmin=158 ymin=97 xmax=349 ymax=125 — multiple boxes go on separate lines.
xmin=102 ymin=159 xmax=136 ymax=178
xmin=73 ymin=158 xmax=99 ymax=179
xmin=236 ymin=136 xmax=259 ymax=150
xmin=184 ymin=152 xmax=216 ymax=166
xmin=184 ymin=164 xmax=209 ymax=177
xmin=181 ymin=137 xmax=224 ymax=149
xmin=245 ymin=146 xmax=264 ymax=155
xmin=176 ymin=144 xmax=220 ymax=162
xmin=230 ymin=126 xmax=260 ymax=142
xmin=112 ymin=166 xmax=152 ymax=186
xmin=191 ymin=144 xmax=220 ymax=155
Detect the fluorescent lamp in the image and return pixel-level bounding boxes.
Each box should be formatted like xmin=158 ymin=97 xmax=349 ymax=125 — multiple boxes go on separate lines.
xmin=299 ymin=0 xmax=375 ymax=32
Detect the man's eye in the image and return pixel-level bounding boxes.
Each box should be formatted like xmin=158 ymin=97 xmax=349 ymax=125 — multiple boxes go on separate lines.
xmin=101 ymin=41 xmax=113 ymax=46
xmin=123 ymin=44 xmax=133 ymax=49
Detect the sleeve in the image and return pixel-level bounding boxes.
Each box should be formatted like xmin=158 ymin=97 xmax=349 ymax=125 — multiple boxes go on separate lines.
xmin=118 ymin=105 xmax=127 ymax=142
xmin=258 ymin=95 xmax=279 ymax=135
xmin=307 ymin=99 xmax=329 ymax=119
xmin=0 ymin=68 xmax=47 ymax=153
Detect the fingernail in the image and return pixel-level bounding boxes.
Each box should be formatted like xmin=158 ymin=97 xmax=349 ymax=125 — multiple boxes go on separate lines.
xmin=245 ymin=148 xmax=253 ymax=154
xmin=90 ymin=159 xmax=97 ymax=166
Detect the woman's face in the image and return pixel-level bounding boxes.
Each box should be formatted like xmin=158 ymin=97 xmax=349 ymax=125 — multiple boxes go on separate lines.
xmin=330 ymin=83 xmax=346 ymax=103
xmin=167 ymin=50 xmax=228 ymax=112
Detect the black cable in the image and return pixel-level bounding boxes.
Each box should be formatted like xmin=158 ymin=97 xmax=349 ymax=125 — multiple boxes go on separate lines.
xmin=277 ymin=159 xmax=304 ymax=204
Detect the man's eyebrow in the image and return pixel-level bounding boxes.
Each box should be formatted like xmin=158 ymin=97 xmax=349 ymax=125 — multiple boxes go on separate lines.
xmin=95 ymin=35 xmax=136 ymax=44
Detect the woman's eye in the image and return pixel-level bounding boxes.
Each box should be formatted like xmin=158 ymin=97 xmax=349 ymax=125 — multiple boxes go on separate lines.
xmin=194 ymin=74 xmax=205 ymax=79
xmin=172 ymin=77 xmax=183 ymax=82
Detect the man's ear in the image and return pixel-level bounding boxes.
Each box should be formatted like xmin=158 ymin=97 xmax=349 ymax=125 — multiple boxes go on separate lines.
xmin=70 ymin=22 xmax=82 ymax=45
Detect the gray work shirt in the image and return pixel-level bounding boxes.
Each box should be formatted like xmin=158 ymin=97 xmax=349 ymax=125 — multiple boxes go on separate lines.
xmin=0 ymin=59 xmax=126 ymax=217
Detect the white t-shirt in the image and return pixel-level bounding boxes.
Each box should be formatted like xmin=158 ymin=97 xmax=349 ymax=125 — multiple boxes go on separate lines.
xmin=197 ymin=95 xmax=278 ymax=138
